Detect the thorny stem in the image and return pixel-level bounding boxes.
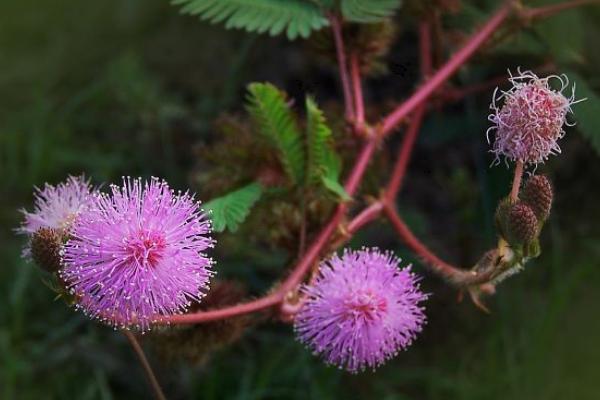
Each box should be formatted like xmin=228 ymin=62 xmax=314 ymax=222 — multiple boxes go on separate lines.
xmin=123 ymin=330 xmax=167 ymax=400
xmin=162 ymin=0 xmax=592 ymax=325
xmin=330 ymin=15 xmax=354 ymax=121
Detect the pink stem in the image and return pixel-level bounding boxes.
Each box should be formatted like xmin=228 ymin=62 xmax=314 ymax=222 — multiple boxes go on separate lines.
xmin=510 ymin=160 xmax=524 ymax=201
xmin=346 ymin=201 xmax=384 ymax=234
xmin=330 ymin=15 xmax=354 ymax=121
xmin=350 ymin=52 xmax=365 ymax=127
xmin=379 ymin=3 xmax=511 ymax=136
xmin=163 ymin=140 xmax=377 ymax=325
xmin=385 ymin=106 xmax=426 ymax=201
xmin=524 ymin=0 xmax=599 ymax=20
xmin=165 ymin=292 xmax=281 ymax=325
xmin=123 ymin=330 xmax=166 ymax=400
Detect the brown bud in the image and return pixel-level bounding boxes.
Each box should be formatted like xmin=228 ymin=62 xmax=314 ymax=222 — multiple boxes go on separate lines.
xmin=521 ymin=174 xmax=553 ymax=221
xmin=30 ymin=228 xmax=63 ymax=272
xmin=507 ymin=202 xmax=538 ymax=245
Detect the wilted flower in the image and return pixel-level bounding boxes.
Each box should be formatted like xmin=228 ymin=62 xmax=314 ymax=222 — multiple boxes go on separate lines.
xmin=18 ymin=175 xmax=93 ymax=235
xmin=60 ymin=177 xmax=214 ymax=331
xmin=487 ymin=69 xmax=582 ymax=166
xmin=294 ymin=248 xmax=427 ymax=373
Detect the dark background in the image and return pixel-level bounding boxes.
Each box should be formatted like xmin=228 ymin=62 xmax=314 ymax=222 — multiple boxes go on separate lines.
xmin=1 ymin=1 xmax=599 ymax=399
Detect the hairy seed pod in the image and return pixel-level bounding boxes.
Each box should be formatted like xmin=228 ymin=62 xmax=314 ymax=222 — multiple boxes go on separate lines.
xmin=30 ymin=228 xmax=63 ymax=272
xmin=521 ymin=175 xmax=553 ymax=222
xmin=507 ymin=202 xmax=539 ymax=246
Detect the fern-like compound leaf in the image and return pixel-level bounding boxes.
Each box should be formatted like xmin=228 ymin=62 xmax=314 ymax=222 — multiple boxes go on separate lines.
xmin=246 ymin=82 xmax=305 ymax=184
xmin=341 ymin=0 xmax=403 ymax=23
xmin=204 ymin=182 xmax=263 ymax=232
xmin=173 ymin=0 xmax=329 ymax=40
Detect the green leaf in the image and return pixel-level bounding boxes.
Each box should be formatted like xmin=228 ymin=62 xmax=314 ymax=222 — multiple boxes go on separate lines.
xmin=204 ymin=182 xmax=263 ymax=232
xmin=246 ymin=82 xmax=305 ymax=184
xmin=341 ymin=0 xmax=402 ymax=23
xmin=321 ymin=148 xmax=351 ymax=201
xmin=172 ymin=0 xmax=329 ymax=40
xmin=305 ymin=96 xmax=333 ymax=184
xmin=321 ymin=175 xmax=351 ymax=201
xmin=567 ymin=72 xmax=600 ymax=154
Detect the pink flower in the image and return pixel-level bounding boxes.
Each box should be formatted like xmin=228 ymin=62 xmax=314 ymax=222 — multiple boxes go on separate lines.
xmin=487 ymin=69 xmax=581 ymax=166
xmin=294 ymin=248 xmax=427 ymax=373
xmin=18 ymin=175 xmax=93 ymax=235
xmin=60 ymin=177 xmax=214 ymax=331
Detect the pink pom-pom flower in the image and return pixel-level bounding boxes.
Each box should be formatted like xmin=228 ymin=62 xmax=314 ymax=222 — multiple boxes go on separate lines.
xmin=487 ymin=69 xmax=582 ymax=166
xmin=294 ymin=248 xmax=427 ymax=373
xmin=60 ymin=177 xmax=214 ymax=331
xmin=18 ymin=175 xmax=93 ymax=235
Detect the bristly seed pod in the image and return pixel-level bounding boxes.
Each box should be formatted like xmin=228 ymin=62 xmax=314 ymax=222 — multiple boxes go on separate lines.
xmin=521 ymin=175 xmax=553 ymax=222
xmin=30 ymin=228 xmax=63 ymax=273
xmin=507 ymin=202 xmax=538 ymax=246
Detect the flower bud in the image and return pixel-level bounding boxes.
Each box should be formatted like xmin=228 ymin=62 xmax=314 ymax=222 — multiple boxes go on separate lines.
xmin=521 ymin=174 xmax=553 ymax=222
xmin=30 ymin=228 xmax=63 ymax=272
xmin=507 ymin=202 xmax=538 ymax=246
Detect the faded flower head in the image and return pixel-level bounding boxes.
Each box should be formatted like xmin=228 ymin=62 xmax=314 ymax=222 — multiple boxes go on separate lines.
xmin=60 ymin=177 xmax=214 ymax=331
xmin=487 ymin=69 xmax=581 ymax=166
xmin=294 ymin=248 xmax=427 ymax=373
xmin=18 ymin=175 xmax=93 ymax=235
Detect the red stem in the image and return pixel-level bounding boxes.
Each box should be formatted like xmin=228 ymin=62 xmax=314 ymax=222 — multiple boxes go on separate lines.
xmin=523 ymin=0 xmax=599 ymax=20
xmin=330 ymin=15 xmax=354 ymax=121
xmin=385 ymin=106 xmax=426 ymax=201
xmin=280 ymin=139 xmax=376 ymax=293
xmin=346 ymin=201 xmax=383 ymax=234
xmin=350 ymin=52 xmax=365 ymax=127
xmin=159 ymin=0 xmax=593 ymax=325
xmin=379 ymin=3 xmax=511 ymax=136
xmin=510 ymin=160 xmax=524 ymax=201
xmin=123 ymin=330 xmax=166 ymax=400
xmin=384 ymin=204 xmax=471 ymax=282
xmin=163 ymin=140 xmax=377 ymax=324
xmin=165 ymin=292 xmax=281 ymax=325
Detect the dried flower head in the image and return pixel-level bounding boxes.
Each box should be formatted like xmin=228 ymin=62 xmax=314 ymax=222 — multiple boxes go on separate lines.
xmin=294 ymin=248 xmax=427 ymax=373
xmin=487 ymin=69 xmax=582 ymax=166
xmin=18 ymin=175 xmax=93 ymax=235
xmin=60 ymin=177 xmax=214 ymax=331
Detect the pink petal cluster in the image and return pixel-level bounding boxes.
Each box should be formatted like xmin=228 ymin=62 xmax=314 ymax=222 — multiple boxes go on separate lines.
xmin=294 ymin=248 xmax=427 ymax=373
xmin=60 ymin=177 xmax=214 ymax=331
xmin=487 ymin=70 xmax=579 ymax=166
xmin=18 ymin=175 xmax=93 ymax=235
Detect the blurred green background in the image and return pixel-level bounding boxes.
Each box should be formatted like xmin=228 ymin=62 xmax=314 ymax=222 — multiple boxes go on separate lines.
xmin=1 ymin=1 xmax=599 ymax=399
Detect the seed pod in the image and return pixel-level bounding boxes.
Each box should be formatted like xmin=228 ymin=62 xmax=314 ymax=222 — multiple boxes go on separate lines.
xmin=521 ymin=174 xmax=553 ymax=222
xmin=507 ymin=202 xmax=539 ymax=246
xmin=30 ymin=228 xmax=63 ymax=272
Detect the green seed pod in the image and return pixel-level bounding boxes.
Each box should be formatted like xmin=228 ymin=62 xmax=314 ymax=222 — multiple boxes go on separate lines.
xmin=521 ymin=174 xmax=553 ymax=222
xmin=30 ymin=228 xmax=63 ymax=273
